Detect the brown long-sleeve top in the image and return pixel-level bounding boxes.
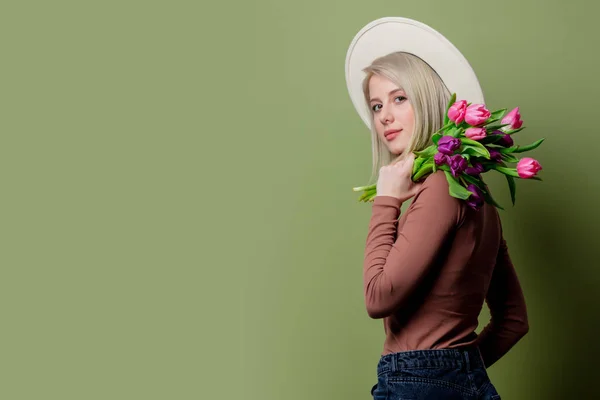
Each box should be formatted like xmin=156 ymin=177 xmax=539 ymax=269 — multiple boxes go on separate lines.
xmin=364 ymin=170 xmax=529 ymax=368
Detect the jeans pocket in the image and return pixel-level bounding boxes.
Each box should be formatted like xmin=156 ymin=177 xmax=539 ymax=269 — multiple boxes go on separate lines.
xmin=386 ymin=376 xmax=475 ymax=399
xmin=371 ymin=378 xmax=387 ymax=400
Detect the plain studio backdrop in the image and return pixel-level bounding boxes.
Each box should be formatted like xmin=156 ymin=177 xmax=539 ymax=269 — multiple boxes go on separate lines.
xmin=2 ymin=0 xmax=599 ymax=399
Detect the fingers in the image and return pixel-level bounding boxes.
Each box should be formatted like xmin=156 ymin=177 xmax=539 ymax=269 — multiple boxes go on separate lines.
xmin=397 ymin=155 xmax=415 ymax=174
xmin=383 ymin=154 xmax=415 ymax=174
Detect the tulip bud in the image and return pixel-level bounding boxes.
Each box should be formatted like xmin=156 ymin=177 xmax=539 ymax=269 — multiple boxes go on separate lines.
xmin=437 ymin=135 xmax=461 ymax=155
xmin=465 ymin=127 xmax=487 ymax=141
xmin=495 ymin=131 xmax=514 ymax=147
xmin=517 ymin=157 xmax=542 ymax=178
xmin=465 ymin=104 xmax=491 ymax=126
xmin=501 ymin=107 xmax=523 ymax=131
xmin=448 ymin=154 xmax=468 ymax=177
xmin=466 ymin=184 xmax=485 ymax=210
xmin=488 ymin=148 xmax=503 ymax=163
xmin=434 ymin=152 xmax=449 ymax=166
xmin=465 ymin=161 xmax=485 ymax=176
xmin=448 ymin=100 xmax=467 ymax=124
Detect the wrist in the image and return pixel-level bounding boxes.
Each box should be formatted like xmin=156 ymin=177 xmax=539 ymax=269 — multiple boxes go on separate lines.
xmin=374 ymin=194 xmax=404 ymax=206
xmin=376 ymin=193 xmax=407 ymax=202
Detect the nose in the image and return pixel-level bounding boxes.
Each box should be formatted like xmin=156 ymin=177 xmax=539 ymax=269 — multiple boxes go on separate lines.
xmin=379 ymin=106 xmax=394 ymax=125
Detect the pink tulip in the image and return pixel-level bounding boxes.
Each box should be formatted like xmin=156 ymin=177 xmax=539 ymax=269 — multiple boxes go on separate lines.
xmin=465 ymin=127 xmax=487 ymax=140
xmin=465 ymin=104 xmax=491 ymax=126
xmin=501 ymin=107 xmax=523 ymax=130
xmin=448 ymin=100 xmax=467 ymax=124
xmin=516 ymin=157 xmax=542 ymax=178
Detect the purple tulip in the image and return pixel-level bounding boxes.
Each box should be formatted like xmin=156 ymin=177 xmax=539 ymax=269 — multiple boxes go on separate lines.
xmin=488 ymin=148 xmax=503 ymax=163
xmin=466 ymin=184 xmax=484 ymax=210
xmin=465 ymin=161 xmax=485 ymax=176
xmin=437 ymin=135 xmax=461 ymax=155
xmin=448 ymin=154 xmax=468 ymax=177
xmin=434 ymin=152 xmax=448 ymax=166
xmin=496 ymin=132 xmax=514 ymax=147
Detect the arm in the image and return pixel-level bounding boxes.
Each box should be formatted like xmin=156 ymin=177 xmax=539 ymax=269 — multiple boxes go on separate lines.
xmin=363 ymin=172 xmax=461 ymax=319
xmin=475 ymin=235 xmax=530 ymax=368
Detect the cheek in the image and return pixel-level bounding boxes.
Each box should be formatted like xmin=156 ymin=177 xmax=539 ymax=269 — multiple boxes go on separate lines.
xmin=373 ymin=119 xmax=385 ymax=136
xmin=402 ymin=107 xmax=416 ymax=132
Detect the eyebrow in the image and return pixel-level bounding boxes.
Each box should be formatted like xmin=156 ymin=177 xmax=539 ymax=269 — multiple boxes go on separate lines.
xmin=370 ymin=88 xmax=404 ymax=103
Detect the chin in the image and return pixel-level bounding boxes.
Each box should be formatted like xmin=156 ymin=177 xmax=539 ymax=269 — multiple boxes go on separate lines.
xmin=389 ymin=146 xmax=405 ymax=156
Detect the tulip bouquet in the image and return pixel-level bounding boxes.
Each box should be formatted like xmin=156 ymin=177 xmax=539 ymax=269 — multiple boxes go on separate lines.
xmin=352 ymin=94 xmax=544 ymax=210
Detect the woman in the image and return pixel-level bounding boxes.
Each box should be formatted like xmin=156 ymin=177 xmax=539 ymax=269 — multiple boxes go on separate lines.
xmin=345 ymin=18 xmax=529 ymax=400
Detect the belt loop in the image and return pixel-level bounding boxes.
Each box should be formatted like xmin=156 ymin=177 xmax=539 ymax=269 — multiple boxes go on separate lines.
xmin=463 ymin=349 xmax=471 ymax=371
xmin=391 ymin=353 xmax=398 ymax=373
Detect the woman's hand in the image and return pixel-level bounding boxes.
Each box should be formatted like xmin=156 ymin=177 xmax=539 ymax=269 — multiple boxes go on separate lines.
xmin=376 ymin=153 xmax=423 ymax=202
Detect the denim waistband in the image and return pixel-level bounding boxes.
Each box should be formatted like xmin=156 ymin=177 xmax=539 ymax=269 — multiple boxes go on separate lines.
xmin=377 ymin=346 xmax=484 ymax=376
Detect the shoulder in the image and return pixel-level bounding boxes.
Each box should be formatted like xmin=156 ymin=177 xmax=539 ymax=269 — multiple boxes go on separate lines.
xmin=417 ymin=170 xmax=452 ymax=197
xmin=412 ymin=170 xmax=464 ymax=217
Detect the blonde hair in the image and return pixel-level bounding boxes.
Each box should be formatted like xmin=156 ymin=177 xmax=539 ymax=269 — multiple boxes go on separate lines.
xmin=362 ymin=52 xmax=451 ymax=183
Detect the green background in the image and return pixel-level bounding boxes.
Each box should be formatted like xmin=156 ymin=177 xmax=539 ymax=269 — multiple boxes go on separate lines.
xmin=2 ymin=0 xmax=599 ymax=398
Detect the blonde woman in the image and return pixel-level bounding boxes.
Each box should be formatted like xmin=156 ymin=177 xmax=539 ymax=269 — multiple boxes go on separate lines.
xmin=346 ymin=18 xmax=529 ymax=400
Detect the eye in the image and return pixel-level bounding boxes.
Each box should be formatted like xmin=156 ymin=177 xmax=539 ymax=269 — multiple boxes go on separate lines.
xmin=395 ymin=96 xmax=407 ymax=103
xmin=371 ymin=104 xmax=382 ymax=112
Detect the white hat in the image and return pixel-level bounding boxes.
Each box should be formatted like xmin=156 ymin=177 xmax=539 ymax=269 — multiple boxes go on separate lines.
xmin=345 ymin=17 xmax=485 ymax=130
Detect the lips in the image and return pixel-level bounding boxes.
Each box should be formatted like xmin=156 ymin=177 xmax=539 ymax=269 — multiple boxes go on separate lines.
xmin=384 ymin=129 xmax=401 ymax=141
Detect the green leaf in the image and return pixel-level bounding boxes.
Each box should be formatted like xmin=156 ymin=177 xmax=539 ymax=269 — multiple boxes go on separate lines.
xmin=506 ymin=127 xmax=525 ymax=135
xmin=413 ymin=161 xmax=434 ymax=181
xmin=432 ymin=133 xmax=442 ymax=145
xmin=498 ymin=138 xmax=544 ymax=154
xmin=412 ymin=155 xmax=427 ymax=175
xmin=493 ymin=165 xmax=520 ymax=177
xmin=498 ymin=145 xmax=517 ymax=154
xmin=414 ymin=145 xmax=437 ymax=158
xmin=490 ymin=108 xmax=507 ymax=121
xmin=460 ymin=138 xmax=490 ymax=158
xmin=463 ymin=175 xmax=505 ymax=210
xmin=480 ymin=134 xmax=505 ymax=145
xmin=413 ymin=157 xmax=428 ymax=178
xmin=443 ymin=93 xmax=457 ymax=126
xmin=511 ymin=138 xmax=545 ymax=153
xmin=462 ymin=144 xmax=490 ymax=158
xmin=444 ymin=170 xmax=472 ymax=200
xmin=501 ymin=153 xmax=519 ymax=163
xmin=484 ymin=122 xmax=510 ymax=132
xmin=461 ymin=174 xmax=481 ymax=189
xmin=482 ymin=189 xmax=505 ymax=210
xmin=445 ymin=127 xmax=461 ymax=138
xmin=506 ymin=175 xmax=516 ymax=206
xmin=437 ymin=121 xmax=455 ymax=134
xmin=458 ymin=121 xmax=472 ymax=130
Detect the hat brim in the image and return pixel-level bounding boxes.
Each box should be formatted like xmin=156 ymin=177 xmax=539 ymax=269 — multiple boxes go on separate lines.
xmin=345 ymin=17 xmax=485 ymax=130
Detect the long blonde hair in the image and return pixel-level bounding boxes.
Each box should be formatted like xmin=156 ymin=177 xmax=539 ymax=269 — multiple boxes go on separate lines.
xmin=362 ymin=52 xmax=451 ymax=183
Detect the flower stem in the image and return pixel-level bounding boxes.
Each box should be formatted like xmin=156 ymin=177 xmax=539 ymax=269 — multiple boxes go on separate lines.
xmin=352 ymin=183 xmax=376 ymax=192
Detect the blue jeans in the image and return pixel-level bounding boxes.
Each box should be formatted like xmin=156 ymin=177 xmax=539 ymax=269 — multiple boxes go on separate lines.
xmin=370 ymin=346 xmax=501 ymax=399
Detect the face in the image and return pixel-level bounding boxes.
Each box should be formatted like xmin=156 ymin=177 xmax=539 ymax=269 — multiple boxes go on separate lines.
xmin=368 ymin=74 xmax=415 ymax=156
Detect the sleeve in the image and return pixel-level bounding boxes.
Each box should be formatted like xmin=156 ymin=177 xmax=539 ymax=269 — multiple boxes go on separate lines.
xmin=475 ymin=234 xmax=530 ymax=368
xmin=363 ymin=172 xmax=462 ymax=319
